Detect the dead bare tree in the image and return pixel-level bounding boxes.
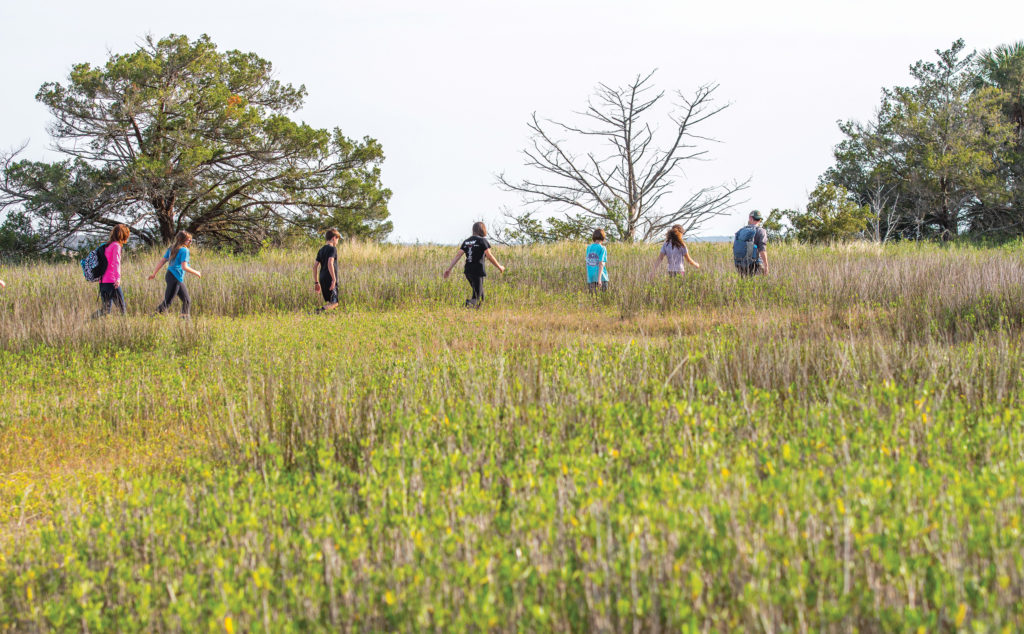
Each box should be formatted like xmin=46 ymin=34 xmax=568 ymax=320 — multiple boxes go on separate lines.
xmin=497 ymin=71 xmax=748 ymax=242
xmin=866 ymin=181 xmax=901 ymax=243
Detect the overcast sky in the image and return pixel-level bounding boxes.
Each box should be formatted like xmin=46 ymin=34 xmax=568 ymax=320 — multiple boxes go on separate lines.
xmin=2 ymin=0 xmax=1022 ymax=242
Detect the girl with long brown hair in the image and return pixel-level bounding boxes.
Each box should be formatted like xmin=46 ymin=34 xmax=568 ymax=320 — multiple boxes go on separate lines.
xmin=652 ymin=224 xmax=700 ymax=277
xmin=443 ymin=221 xmax=506 ymax=308
xmin=148 ymin=230 xmax=202 ymax=316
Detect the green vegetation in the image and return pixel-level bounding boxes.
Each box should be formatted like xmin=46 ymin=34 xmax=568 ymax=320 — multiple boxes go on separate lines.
xmin=824 ymin=39 xmax=1024 ymax=241
xmin=0 ymin=33 xmax=392 ymax=254
xmin=777 ymin=184 xmax=873 ymax=243
xmin=2 ymin=241 xmax=1024 ymax=631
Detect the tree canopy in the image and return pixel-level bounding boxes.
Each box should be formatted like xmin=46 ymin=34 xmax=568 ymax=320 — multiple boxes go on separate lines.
xmin=822 ymin=40 xmax=1020 ymax=240
xmin=0 ymin=34 xmax=391 ymax=253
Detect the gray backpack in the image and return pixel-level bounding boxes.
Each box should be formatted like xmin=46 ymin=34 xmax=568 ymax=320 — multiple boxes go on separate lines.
xmin=732 ymin=226 xmax=759 ymax=266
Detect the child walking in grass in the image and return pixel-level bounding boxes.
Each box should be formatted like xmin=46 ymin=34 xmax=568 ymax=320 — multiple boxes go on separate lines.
xmin=313 ymin=229 xmax=341 ymax=313
xmin=443 ymin=221 xmax=505 ymax=308
xmin=149 ymin=230 xmax=201 ymax=317
xmin=586 ymin=229 xmax=609 ymax=292
xmin=93 ymin=224 xmax=130 ymax=317
xmin=653 ymin=224 xmax=700 ymax=278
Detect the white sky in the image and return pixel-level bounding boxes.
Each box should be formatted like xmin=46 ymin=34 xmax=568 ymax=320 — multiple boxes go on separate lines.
xmin=2 ymin=0 xmax=1022 ymax=242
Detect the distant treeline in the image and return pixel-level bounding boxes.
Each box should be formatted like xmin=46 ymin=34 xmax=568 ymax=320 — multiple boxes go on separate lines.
xmin=769 ymin=39 xmax=1024 ymax=244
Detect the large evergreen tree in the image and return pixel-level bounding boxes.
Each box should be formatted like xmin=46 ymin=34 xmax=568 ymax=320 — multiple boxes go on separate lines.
xmin=975 ymin=42 xmax=1024 ymax=231
xmin=0 ymin=34 xmax=391 ymax=252
xmin=823 ymin=40 xmax=1015 ymax=239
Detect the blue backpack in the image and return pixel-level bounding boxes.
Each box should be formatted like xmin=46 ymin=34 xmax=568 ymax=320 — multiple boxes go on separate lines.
xmin=732 ymin=226 xmax=760 ymax=267
xmin=80 ymin=243 xmax=109 ymax=282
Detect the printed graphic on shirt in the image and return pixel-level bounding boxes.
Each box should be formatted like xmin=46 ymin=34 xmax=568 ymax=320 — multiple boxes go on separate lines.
xmin=461 ymin=236 xmax=491 ymax=276
xmin=585 ymin=243 xmax=608 ymax=283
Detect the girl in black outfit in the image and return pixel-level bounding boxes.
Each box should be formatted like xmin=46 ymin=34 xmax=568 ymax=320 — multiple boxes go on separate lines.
xmin=443 ymin=222 xmax=506 ymax=308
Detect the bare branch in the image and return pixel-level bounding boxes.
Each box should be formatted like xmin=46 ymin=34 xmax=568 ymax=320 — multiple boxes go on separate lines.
xmin=496 ymin=71 xmax=742 ymax=241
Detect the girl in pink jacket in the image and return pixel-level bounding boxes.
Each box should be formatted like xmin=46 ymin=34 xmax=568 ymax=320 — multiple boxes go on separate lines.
xmin=94 ymin=224 xmax=130 ymax=317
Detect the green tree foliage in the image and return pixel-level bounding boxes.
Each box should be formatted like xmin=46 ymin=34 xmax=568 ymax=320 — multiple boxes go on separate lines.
xmin=761 ymin=209 xmax=791 ymax=242
xmin=0 ymin=34 xmax=391 ymax=252
xmin=975 ymin=42 xmax=1024 ymax=230
xmin=496 ymin=200 xmax=625 ymax=244
xmin=823 ymin=40 xmax=1016 ymax=239
xmin=784 ymin=184 xmax=871 ymax=243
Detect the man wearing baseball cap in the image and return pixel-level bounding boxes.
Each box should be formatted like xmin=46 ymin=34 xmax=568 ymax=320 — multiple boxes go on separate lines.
xmin=732 ymin=210 xmax=769 ymax=276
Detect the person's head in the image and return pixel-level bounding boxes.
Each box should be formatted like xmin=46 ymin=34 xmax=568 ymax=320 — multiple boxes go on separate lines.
xmin=592 ymin=228 xmax=606 ymax=243
xmin=666 ymin=224 xmax=685 ymax=248
xmin=325 ymin=228 xmax=341 ymax=244
xmin=471 ymin=221 xmax=487 ymax=237
xmin=109 ymin=224 xmax=130 ymax=245
xmin=749 ymin=210 xmax=764 ymax=225
xmin=170 ymin=230 xmax=193 ymax=258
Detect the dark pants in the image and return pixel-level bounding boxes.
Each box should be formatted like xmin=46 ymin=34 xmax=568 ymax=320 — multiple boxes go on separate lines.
xmin=588 ymin=281 xmax=608 ymax=292
xmin=319 ymin=277 xmax=339 ymax=304
xmin=156 ymin=271 xmax=191 ymax=315
xmin=736 ymin=262 xmax=763 ymax=277
xmin=94 ymin=283 xmax=126 ymax=317
xmin=464 ymin=272 xmax=484 ymax=307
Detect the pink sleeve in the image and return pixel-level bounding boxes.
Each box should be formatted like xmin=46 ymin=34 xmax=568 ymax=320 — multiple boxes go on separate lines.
xmin=103 ymin=242 xmax=122 ymax=283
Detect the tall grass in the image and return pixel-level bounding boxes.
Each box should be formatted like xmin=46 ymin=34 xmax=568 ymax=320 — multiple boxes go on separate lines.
xmin=2 ymin=242 xmax=1024 ymax=631
xmin=1 ymin=241 xmax=1022 ymax=348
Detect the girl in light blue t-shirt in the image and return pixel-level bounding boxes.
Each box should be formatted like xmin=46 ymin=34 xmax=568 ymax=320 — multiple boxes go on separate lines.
xmin=148 ymin=230 xmax=203 ymax=316
xmin=585 ymin=228 xmax=609 ymax=292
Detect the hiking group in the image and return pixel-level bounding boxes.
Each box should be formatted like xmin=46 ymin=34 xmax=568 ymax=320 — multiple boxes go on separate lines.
xmin=76 ymin=225 xmax=202 ymax=319
xmin=2 ymin=212 xmax=768 ymax=313
xmin=442 ymin=212 xmax=766 ymax=306
xmin=581 ymin=210 xmax=767 ymax=294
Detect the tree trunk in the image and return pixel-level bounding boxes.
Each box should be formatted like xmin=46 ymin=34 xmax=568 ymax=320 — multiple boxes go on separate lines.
xmin=939 ymin=177 xmax=957 ymax=239
xmin=153 ymin=195 xmax=176 ymax=244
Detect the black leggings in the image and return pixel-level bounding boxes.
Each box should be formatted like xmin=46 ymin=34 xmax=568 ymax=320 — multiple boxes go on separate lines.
xmin=464 ymin=272 xmax=484 ymax=305
xmin=156 ymin=271 xmax=191 ymax=315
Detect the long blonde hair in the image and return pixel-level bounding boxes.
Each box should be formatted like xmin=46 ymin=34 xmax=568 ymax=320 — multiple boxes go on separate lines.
xmin=170 ymin=230 xmax=193 ymax=259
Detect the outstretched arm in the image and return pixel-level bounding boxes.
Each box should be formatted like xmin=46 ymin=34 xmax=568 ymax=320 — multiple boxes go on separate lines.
xmin=651 ymin=252 xmax=665 ymax=275
xmin=484 ymin=249 xmax=505 ymax=274
xmin=148 ymin=257 xmax=168 ymax=280
xmin=443 ymin=248 xmax=465 ymax=279
xmin=183 ymin=263 xmax=202 ymax=279
xmin=684 ymin=250 xmax=700 ymax=269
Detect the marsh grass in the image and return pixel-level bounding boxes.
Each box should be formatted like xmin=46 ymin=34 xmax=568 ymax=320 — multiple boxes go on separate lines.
xmin=2 ymin=242 xmax=1024 ymax=631
xmin=2 ymin=241 xmax=1023 ymax=348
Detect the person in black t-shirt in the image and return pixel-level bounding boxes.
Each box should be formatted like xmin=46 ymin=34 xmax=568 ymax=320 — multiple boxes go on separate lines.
xmin=443 ymin=221 xmax=506 ymax=308
xmin=313 ymin=228 xmax=341 ymax=312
